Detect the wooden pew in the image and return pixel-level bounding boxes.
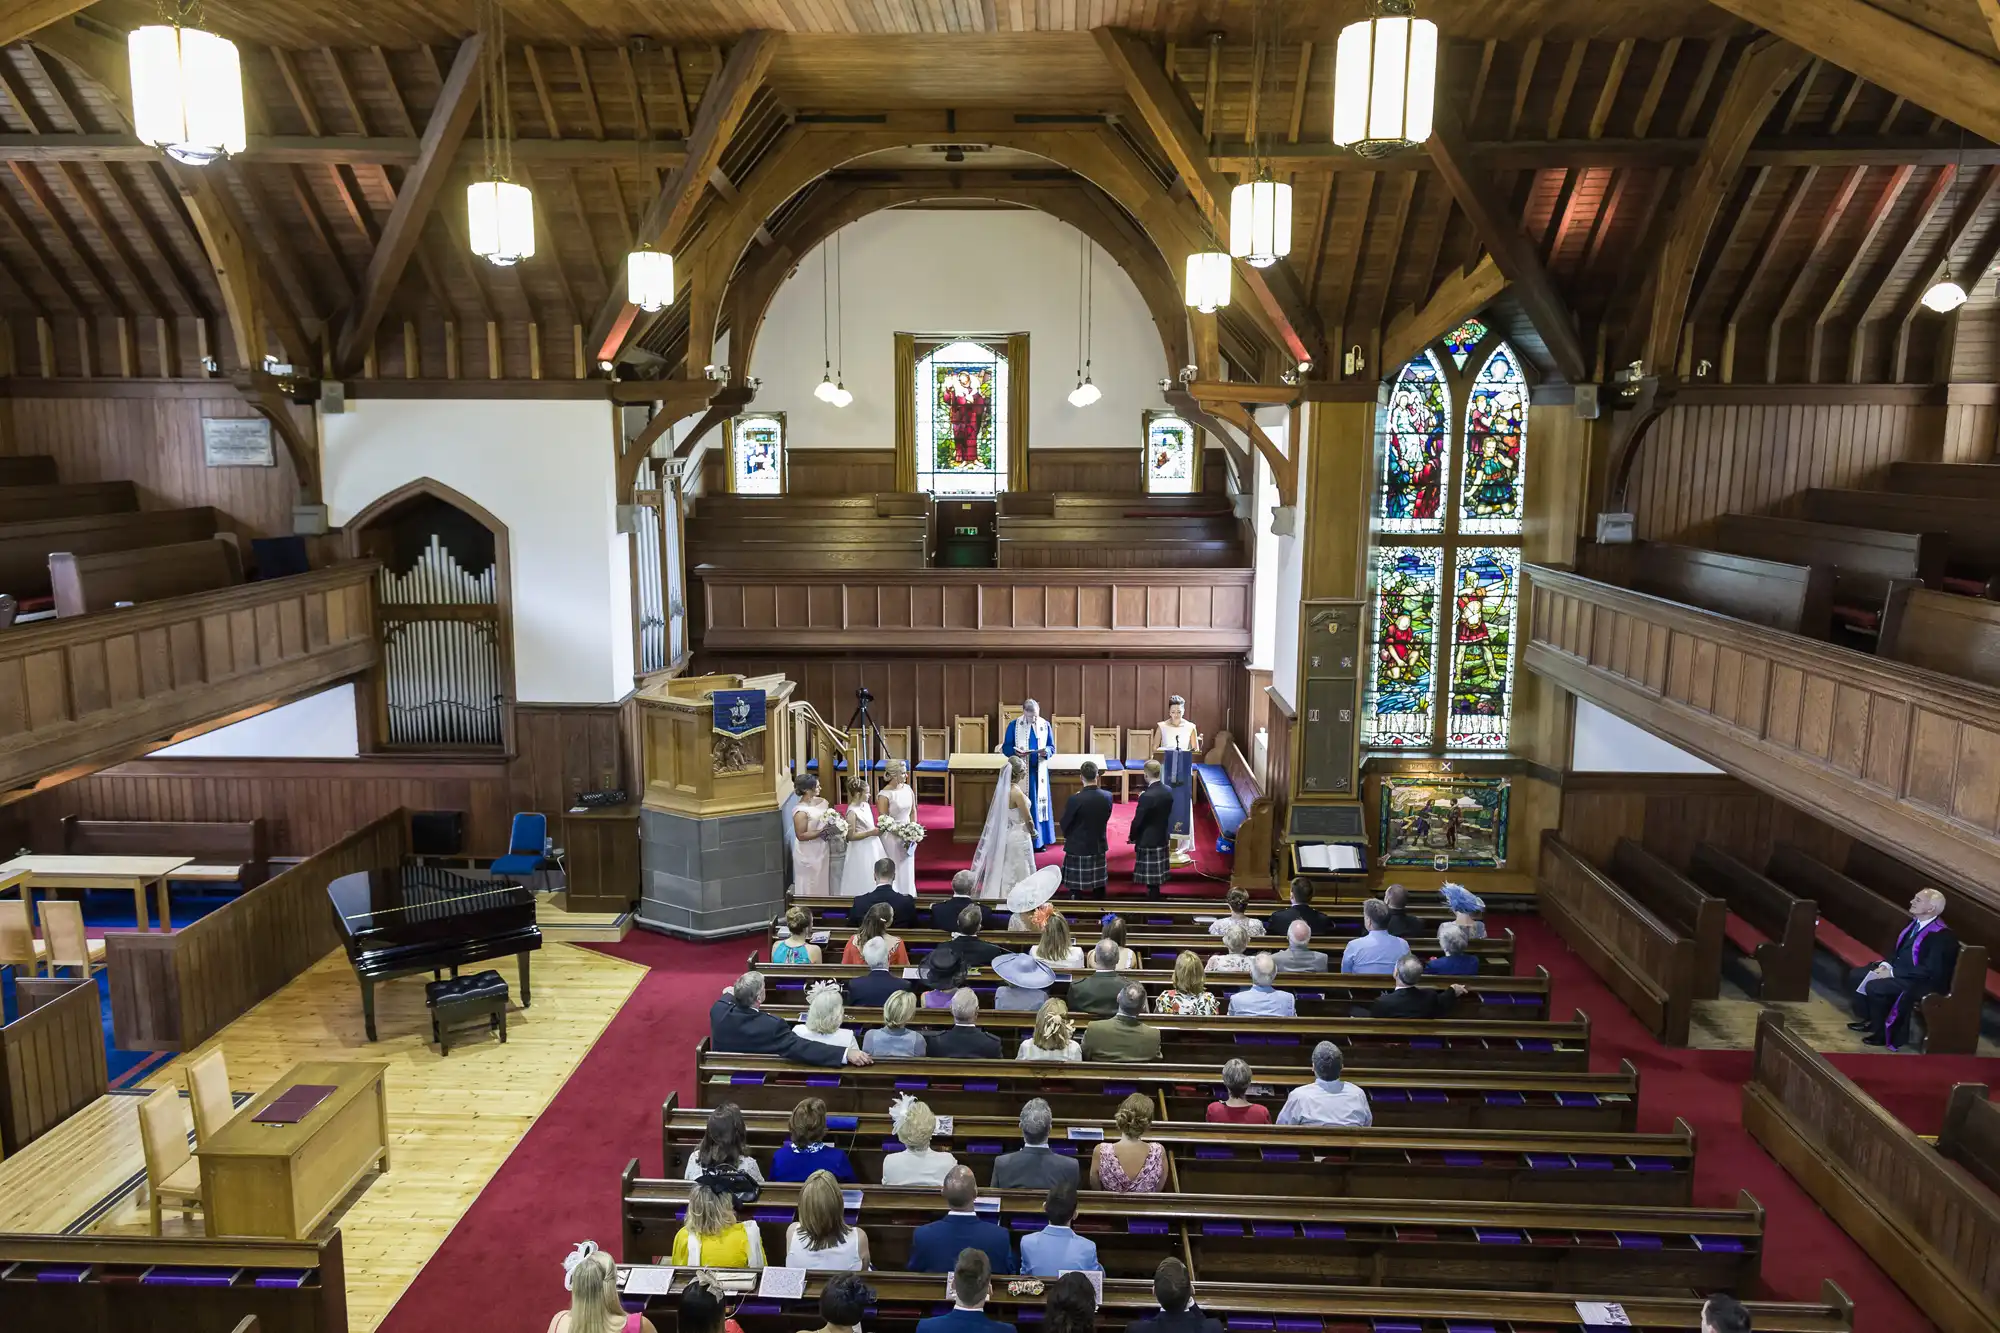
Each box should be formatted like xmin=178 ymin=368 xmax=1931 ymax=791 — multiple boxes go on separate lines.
xmin=690 ymin=494 xmax=932 ymax=571
xmin=619 ymin=1172 xmax=1765 ymax=1293
xmin=0 ymin=1231 xmax=347 ymax=1333
xmin=1609 ymin=838 xmax=1727 ymax=1000
xmin=694 ymin=1043 xmax=1645 ymax=1131
xmin=1764 ymin=845 xmax=1989 ymax=1055
xmin=1879 ymin=584 xmax=2000 ymax=688
xmin=0 ymin=481 xmax=136 ymax=522
xmin=788 ymin=890 xmax=1459 ymax=931
xmin=995 ymin=518 xmax=1245 ymax=569
xmin=1687 ymin=843 xmax=1818 ymax=1001
xmin=660 ymin=1093 xmax=1698 ymax=1205
xmin=1743 ymin=1012 xmax=2000 ymax=1333
xmin=0 ymin=976 xmax=105 ymax=1154
xmin=1537 ymin=832 xmax=1696 ymax=1046
xmin=1799 ymin=489 xmax=2000 ymax=591
xmin=1711 ymin=513 xmax=1942 ymax=634
xmin=50 ymin=537 xmax=244 ymax=618
xmin=1580 ymin=540 xmax=1835 ymax=637
xmin=60 ymin=815 xmax=270 ymax=891
xmin=1939 ymin=1084 xmax=2000 ymax=1199
xmin=0 ymin=457 xmax=57 ymax=486
xmin=0 ymin=507 xmax=220 ymax=604
xmin=1843 ymin=840 xmax=2000 ymax=988
xmin=1887 ymin=460 xmax=2000 ymax=502
xmin=997 ymin=493 xmax=1236 ymax=518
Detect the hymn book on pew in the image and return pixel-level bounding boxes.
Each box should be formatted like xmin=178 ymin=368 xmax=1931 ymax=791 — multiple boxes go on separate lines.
xmin=621 ymin=1266 xmax=674 ymax=1296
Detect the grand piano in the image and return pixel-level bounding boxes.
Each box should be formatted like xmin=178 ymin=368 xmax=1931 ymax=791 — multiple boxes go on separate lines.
xmin=328 ymin=864 xmax=541 ymax=1041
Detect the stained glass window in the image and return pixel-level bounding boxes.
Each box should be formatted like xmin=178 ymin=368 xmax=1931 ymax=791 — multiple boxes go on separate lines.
xmin=730 ymin=413 xmax=784 ymax=494
xmin=1363 ymin=546 xmax=1444 ymax=748
xmin=1460 ymin=343 xmax=1527 ymax=535
xmin=1377 ymin=352 xmax=1448 ymax=535
xmin=1446 ymin=547 xmax=1520 ymax=749
xmin=1444 ymin=318 xmax=1489 ymax=369
xmin=915 ymin=339 xmax=1009 ymax=496
xmin=1145 ymin=412 xmax=1197 ymax=494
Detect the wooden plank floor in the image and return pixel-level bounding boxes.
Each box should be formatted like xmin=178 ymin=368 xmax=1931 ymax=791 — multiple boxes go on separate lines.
xmin=0 ymin=1090 xmax=150 ymax=1233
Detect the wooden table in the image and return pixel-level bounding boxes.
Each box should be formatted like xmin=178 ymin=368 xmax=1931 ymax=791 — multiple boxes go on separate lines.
xmin=946 ymin=752 xmax=1007 ymax=842
xmin=0 ymin=854 xmax=191 ymax=931
xmin=196 ymin=1060 xmax=390 ymax=1239
xmin=561 ymin=804 xmax=640 ymax=912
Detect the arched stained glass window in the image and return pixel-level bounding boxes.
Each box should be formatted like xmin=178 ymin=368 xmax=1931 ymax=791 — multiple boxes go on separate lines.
xmin=1364 ymin=322 xmax=1527 ymax=753
xmin=915 ymin=339 xmax=1009 ymax=496
xmin=729 ymin=413 xmax=785 ymax=494
xmin=1145 ymin=411 xmax=1197 ymax=494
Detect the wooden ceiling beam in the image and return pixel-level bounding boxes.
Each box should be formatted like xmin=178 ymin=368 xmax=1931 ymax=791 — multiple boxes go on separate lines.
xmin=1426 ymin=99 xmax=1589 ymax=383
xmin=1892 ymin=165 xmax=2000 ymax=378
xmin=1764 ymin=164 xmax=1866 ymax=381
xmin=1809 ymin=164 xmax=1913 ymax=382
xmin=1850 ymin=164 xmax=1957 ymax=381
xmin=0 ymin=132 xmax=689 ymax=166
xmin=1978 ymin=0 xmax=2000 ymax=57
xmin=335 ymin=34 xmax=484 ymax=375
xmin=0 ymin=3 xmax=89 ymax=48
xmin=7 ymin=161 xmax=125 ymax=312
xmin=0 ymin=178 xmax=76 ymax=310
xmin=1382 ymin=255 xmax=1507 ymax=374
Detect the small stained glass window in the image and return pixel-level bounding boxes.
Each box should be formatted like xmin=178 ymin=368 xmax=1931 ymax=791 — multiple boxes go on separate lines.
xmin=1446 ymin=547 xmax=1521 ymax=750
xmin=1377 ymin=352 xmax=1448 ymax=535
xmin=730 ymin=413 xmax=784 ymax=494
xmin=1460 ymin=343 xmax=1527 ymax=535
xmin=1363 ymin=546 xmax=1444 ymax=748
xmin=915 ymin=339 xmax=1009 ymax=496
xmin=1444 ymin=317 xmax=1489 ymax=369
xmin=1145 ymin=411 xmax=1197 ymax=493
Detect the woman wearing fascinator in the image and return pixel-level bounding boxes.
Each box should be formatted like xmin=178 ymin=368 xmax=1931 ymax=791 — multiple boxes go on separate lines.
xmin=1440 ymin=883 xmax=1487 ymax=940
xmin=549 ymin=1241 xmax=657 ymax=1333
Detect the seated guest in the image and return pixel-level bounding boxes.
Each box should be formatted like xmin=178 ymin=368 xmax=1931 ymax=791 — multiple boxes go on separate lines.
xmin=1271 ymin=919 xmax=1329 ymax=973
xmin=1204 ymin=922 xmax=1254 ymax=974
xmin=1380 ymin=882 xmax=1424 ymax=939
xmin=1425 ymin=922 xmax=1480 ymax=976
xmin=1154 ymin=950 xmax=1220 ymax=1015
xmin=792 ymin=983 xmax=860 ymax=1056
xmin=1849 ymin=887 xmax=1961 ymax=1048
xmin=678 ymin=1273 xmax=741 ymax=1333
xmin=1128 ymin=1258 xmax=1222 ymax=1333
xmin=908 ymin=1166 xmax=1015 ymax=1274
xmin=842 ymin=899 xmax=910 ymax=968
xmin=1067 ymin=938 xmax=1129 ymax=1016
xmin=848 ymin=935 xmax=912 ymax=1008
xmin=928 ymin=987 xmax=1004 ymax=1059
xmin=993 ymin=1097 xmax=1080 ymax=1190
xmin=711 ymin=972 xmax=872 ymax=1067
xmin=773 ymin=905 xmax=823 ymax=964
xmin=883 ymin=1097 xmax=960 ymax=1187
xmin=1098 ymin=916 xmax=1140 ymax=970
xmin=1089 ymin=1093 xmax=1166 ymax=1192
xmin=1006 ymin=865 xmax=1062 ymax=936
xmin=931 ymin=869 xmax=981 ymax=934
xmin=865 ymin=989 xmax=929 ymax=1058
xmin=1034 ymin=912 xmax=1086 ymax=968
xmin=921 ymin=942 xmax=973 ymax=1008
xmin=682 ymin=1101 xmax=764 ymax=1181
xmin=1205 ymin=1058 xmax=1271 ymax=1124
xmin=551 ymin=1243 xmax=659 ymax=1333
xmin=784 ymin=1168 xmax=871 ymax=1270
xmin=1702 ymin=1294 xmax=1751 ymax=1333
xmin=671 ymin=1175 xmax=767 ymax=1266
xmin=1208 ymin=887 xmax=1266 ymax=939
xmin=1264 ymin=878 xmax=1335 ymax=938
xmin=1018 ymin=997 xmax=1083 ymax=1063
xmin=803 ymin=1273 xmax=876 ymax=1333
xmin=1019 ymin=1179 xmax=1098 ymax=1276
xmin=1441 ymin=882 xmax=1487 ymax=940
xmin=1338 ymin=900 xmax=1408 ymax=975
xmin=992 ymin=951 xmax=1059 ymax=1012
xmin=1277 ymin=1041 xmax=1372 ymax=1127
xmin=1225 ymin=953 xmax=1296 ymax=1017
xmin=772 ymin=1096 xmax=859 ymax=1183
xmin=1044 ymin=1270 xmax=1099 ymax=1333
xmin=943 ymin=904 xmax=1004 ymax=969
xmin=848 ymin=862 xmax=917 ymax=933
xmin=1370 ymin=954 xmax=1469 ymax=1018
xmin=1082 ymin=982 xmax=1163 ymax=1062
xmin=915 ymin=1248 xmax=1015 ymax=1333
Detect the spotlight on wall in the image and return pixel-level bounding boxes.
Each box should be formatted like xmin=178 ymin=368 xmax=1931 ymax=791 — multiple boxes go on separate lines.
xmin=703 ymin=363 xmax=730 ymax=381
xmin=1177 ymin=364 xmax=1199 ymax=384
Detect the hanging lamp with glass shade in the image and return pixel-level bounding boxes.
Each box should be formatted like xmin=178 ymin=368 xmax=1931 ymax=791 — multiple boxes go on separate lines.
xmin=129 ymin=9 xmax=246 ymax=166
xmin=1186 ymin=251 xmax=1231 ymax=313
xmin=627 ymin=248 xmax=674 ymax=311
xmin=1069 ymin=232 xmax=1101 ymax=407
xmin=1229 ymin=174 xmax=1293 ymax=268
xmin=468 ymin=0 xmax=534 ymax=266
xmin=1332 ymin=0 xmax=1439 ymax=159
xmin=1922 ymin=268 xmax=1970 ymax=313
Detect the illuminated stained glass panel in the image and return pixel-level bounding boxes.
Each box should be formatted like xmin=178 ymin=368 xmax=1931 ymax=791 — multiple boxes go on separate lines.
xmin=1145 ymin=412 xmax=1197 ymax=493
xmin=915 ymin=339 xmax=1009 ymax=496
xmin=1364 ymin=546 xmax=1444 ymax=748
xmin=1377 ymin=352 xmax=1448 ymax=534
xmin=1445 ymin=317 xmax=1489 ymax=369
xmin=731 ymin=414 xmax=783 ymax=494
xmin=1460 ymin=343 xmax=1527 ymax=535
xmin=1446 ymin=547 xmax=1520 ymax=750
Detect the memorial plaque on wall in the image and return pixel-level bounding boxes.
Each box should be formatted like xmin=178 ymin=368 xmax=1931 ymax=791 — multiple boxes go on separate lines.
xmin=202 ymin=417 xmax=275 ymax=467
xmin=1298 ymin=597 xmax=1364 ymax=796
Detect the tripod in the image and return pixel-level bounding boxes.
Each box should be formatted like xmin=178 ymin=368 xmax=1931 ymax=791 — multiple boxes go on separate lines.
xmin=845 ymin=686 xmax=890 ymax=793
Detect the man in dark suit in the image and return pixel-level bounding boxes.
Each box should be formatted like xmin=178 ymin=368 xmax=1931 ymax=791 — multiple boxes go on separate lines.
xmin=914 ymin=1248 xmax=1016 ymax=1333
xmin=1264 ymin=878 xmax=1337 ymax=938
xmin=1129 ymin=759 xmax=1174 ymax=896
xmin=923 ymin=903 xmax=1003 ymax=970
xmin=1380 ymin=882 xmax=1425 ymax=939
xmin=709 ymin=971 xmax=872 ymax=1067
xmin=1368 ymin=953 xmax=1469 ymax=1019
xmin=847 ymin=935 xmax=912 ymax=1008
xmin=1848 ymin=887 xmax=1961 ymax=1048
xmin=992 ymin=1097 xmax=1081 ymax=1191
xmin=908 ymin=1166 xmax=1016 ymax=1275
xmin=926 ymin=986 xmax=1004 ymax=1058
xmin=930 ymin=869 xmax=980 ymax=933
xmin=1128 ymin=1258 xmax=1223 ymax=1333
xmin=1059 ymin=760 xmax=1114 ymax=896
xmin=849 ymin=857 xmax=917 ymax=929
xmin=1066 ymin=938 xmax=1130 ymax=1017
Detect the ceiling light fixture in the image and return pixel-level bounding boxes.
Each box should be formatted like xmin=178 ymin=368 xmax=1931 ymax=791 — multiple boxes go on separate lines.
xmin=1229 ymin=5 xmax=1292 ymax=268
xmin=623 ymin=42 xmax=674 ymax=310
xmin=1185 ymin=251 xmax=1231 ymax=313
xmin=1332 ymin=0 xmax=1439 ymax=159
xmin=1925 ymin=127 xmax=1974 ymax=315
xmin=467 ymin=0 xmax=534 ymax=265
xmin=1069 ymin=231 xmax=1101 ymax=407
xmin=129 ymin=5 xmax=246 ymax=166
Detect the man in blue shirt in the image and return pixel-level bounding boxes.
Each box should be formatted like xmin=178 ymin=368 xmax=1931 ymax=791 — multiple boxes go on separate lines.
xmin=1225 ymin=953 xmax=1296 ymax=1017
xmin=1019 ymin=1179 xmax=1100 ymax=1276
xmin=908 ymin=1165 xmax=1016 ymax=1275
xmin=915 ymin=1248 xmax=1017 ymax=1333
xmin=1339 ymin=899 xmax=1410 ymax=975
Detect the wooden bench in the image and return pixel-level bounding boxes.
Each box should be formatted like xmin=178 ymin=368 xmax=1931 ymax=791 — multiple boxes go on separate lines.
xmin=1537 ymin=832 xmax=1696 ymax=1045
xmin=0 ymin=456 xmax=57 ymax=486
xmin=0 ymin=1232 xmax=347 ymax=1332
xmin=0 ymin=975 xmax=104 ymax=1154
xmin=1712 ymin=513 xmax=1942 ymax=634
xmin=1887 ymin=460 xmax=2000 ymax=503
xmin=660 ymin=1092 xmax=1697 ymax=1205
xmin=0 ymin=507 xmax=220 ymax=605
xmin=1609 ymin=838 xmax=1727 ymax=1000
xmin=0 ymin=480 xmax=136 ymax=523
xmin=50 ymin=537 xmax=244 ymax=618
xmin=1580 ymin=540 xmax=1834 ymax=637
xmin=694 ymin=1043 xmax=1645 ymax=1131
xmin=997 ymin=492 xmax=1236 ymax=519
xmin=1744 ymin=1012 xmax=2000 ymax=1333
xmin=1879 ymin=583 xmax=2000 ymax=688
xmin=60 ymin=816 xmax=270 ymax=891
xmin=1939 ymin=1083 xmax=2000 ymax=1199
xmin=699 ymin=493 xmax=931 ymax=519
xmin=1687 ymin=843 xmax=1818 ymax=1001
xmin=1841 ymin=838 xmax=2000 ymax=1008
xmin=787 ymin=890 xmax=1459 ymax=929
xmin=1799 ymin=488 xmax=2000 ymax=594
xmin=996 ymin=517 xmax=1245 ymax=569
xmin=619 ymin=1171 xmax=1765 ymax=1293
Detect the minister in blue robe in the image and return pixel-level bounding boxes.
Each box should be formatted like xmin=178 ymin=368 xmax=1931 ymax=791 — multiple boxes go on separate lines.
xmin=999 ymin=699 xmax=1055 ymax=848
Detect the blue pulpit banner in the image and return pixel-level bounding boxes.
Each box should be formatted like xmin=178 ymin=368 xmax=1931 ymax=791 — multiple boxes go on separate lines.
xmin=1161 ymin=748 xmax=1194 ymax=837
xmin=711 ymin=689 xmax=766 ymax=738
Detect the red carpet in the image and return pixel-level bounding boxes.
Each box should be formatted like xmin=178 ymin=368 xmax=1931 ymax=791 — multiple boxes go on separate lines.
xmin=374 ymin=803 xmax=1989 ymax=1333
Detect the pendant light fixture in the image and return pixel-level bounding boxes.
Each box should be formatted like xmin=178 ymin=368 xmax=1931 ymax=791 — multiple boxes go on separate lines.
xmin=129 ymin=4 xmax=246 ymax=166
xmin=830 ymin=231 xmax=852 ymax=407
xmin=1069 ymin=232 xmax=1101 ymax=407
xmin=1185 ymin=251 xmax=1232 ymax=313
xmin=468 ymin=0 xmax=534 ymax=266
xmin=624 ymin=40 xmax=675 ymax=311
xmin=814 ymin=233 xmax=853 ymax=407
xmin=1229 ymin=4 xmax=1292 ymax=268
xmin=1332 ymin=0 xmax=1439 ymax=159
xmin=1924 ymin=129 xmax=1973 ymax=314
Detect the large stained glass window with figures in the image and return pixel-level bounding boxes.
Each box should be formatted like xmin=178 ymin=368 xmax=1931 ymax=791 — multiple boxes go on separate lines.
xmin=1144 ymin=411 xmax=1197 ymax=493
xmin=1363 ymin=320 xmax=1528 ymax=753
xmin=728 ymin=413 xmax=785 ymax=494
xmin=915 ymin=339 xmax=1009 ymax=495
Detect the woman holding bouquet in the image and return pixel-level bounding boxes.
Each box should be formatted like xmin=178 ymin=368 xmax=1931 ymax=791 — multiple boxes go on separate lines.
xmin=791 ymin=774 xmax=839 ymax=896
xmin=876 ymin=759 xmax=921 ymax=897
xmin=837 ymin=774 xmax=884 ymax=897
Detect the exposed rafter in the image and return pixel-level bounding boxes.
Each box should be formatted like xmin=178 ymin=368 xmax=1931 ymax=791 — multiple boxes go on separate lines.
xmin=1382 ymin=257 xmax=1508 ymax=374
xmin=0 ymin=3 xmax=88 ymax=48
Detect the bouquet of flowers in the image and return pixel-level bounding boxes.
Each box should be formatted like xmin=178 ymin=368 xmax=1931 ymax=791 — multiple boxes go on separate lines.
xmin=880 ymin=818 xmax=927 ymax=846
xmin=818 ymin=810 xmax=850 ymax=840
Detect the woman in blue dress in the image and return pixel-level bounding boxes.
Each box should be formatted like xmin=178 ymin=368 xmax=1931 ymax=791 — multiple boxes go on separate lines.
xmin=769 ymin=1096 xmax=857 ymax=1183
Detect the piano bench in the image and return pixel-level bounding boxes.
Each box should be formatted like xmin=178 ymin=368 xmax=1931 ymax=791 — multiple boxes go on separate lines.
xmin=425 ymin=969 xmax=510 ymax=1055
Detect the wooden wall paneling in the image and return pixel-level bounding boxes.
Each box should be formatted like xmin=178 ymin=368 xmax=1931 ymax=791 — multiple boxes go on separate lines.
xmin=508 ymin=702 xmax=631 ymax=822
xmin=0 ymin=975 xmax=107 ymax=1154
xmin=1265 ymin=686 xmax=1294 ymax=839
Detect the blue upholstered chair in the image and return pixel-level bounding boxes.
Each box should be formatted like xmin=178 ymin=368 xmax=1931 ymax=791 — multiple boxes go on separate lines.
xmin=489 ymin=813 xmax=547 ymax=887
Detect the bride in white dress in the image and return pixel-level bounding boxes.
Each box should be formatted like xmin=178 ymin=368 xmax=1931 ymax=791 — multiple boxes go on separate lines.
xmin=877 ymin=759 xmax=920 ymax=897
xmin=837 ymin=774 xmax=884 ymax=897
xmin=969 ymin=755 xmax=1038 ymax=901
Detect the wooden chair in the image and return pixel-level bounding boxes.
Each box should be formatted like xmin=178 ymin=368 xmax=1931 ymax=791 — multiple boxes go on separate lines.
xmin=1090 ymin=725 xmax=1130 ymax=801
xmin=137 ymin=1088 xmax=204 ymax=1235
xmin=952 ymin=714 xmax=989 ymax=753
xmin=1052 ymin=714 xmax=1086 ymax=754
xmin=1125 ymin=727 xmax=1155 ymax=770
xmin=185 ymin=1048 xmax=236 ymax=1145
xmin=915 ymin=727 xmax=950 ymax=802
xmin=998 ymin=702 xmax=1023 ymax=731
xmin=39 ymin=899 xmax=93 ymax=979
xmin=880 ymin=726 xmax=912 ymax=767
xmin=0 ymin=893 xmax=38 ymax=977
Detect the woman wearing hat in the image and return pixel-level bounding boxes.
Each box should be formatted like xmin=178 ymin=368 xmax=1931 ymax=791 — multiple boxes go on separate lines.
xmin=992 ymin=951 xmax=1060 ymax=1011
xmin=1005 ymin=865 xmax=1063 ymax=934
xmin=919 ymin=940 xmax=971 ymax=1008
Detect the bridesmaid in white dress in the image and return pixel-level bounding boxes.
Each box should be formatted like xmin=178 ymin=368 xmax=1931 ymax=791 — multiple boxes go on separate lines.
xmin=791 ymin=775 xmax=835 ymax=896
xmin=837 ymin=774 xmax=884 ymax=897
xmin=877 ymin=759 xmax=919 ymax=897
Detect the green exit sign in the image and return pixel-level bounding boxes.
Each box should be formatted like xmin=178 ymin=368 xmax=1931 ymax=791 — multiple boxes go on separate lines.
xmin=954 ymin=526 xmax=980 ymax=537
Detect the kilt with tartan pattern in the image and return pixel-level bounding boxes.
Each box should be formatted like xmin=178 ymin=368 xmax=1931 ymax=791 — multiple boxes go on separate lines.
xmin=1061 ymin=850 xmax=1107 ymax=894
xmin=1132 ymin=842 xmax=1171 ymax=887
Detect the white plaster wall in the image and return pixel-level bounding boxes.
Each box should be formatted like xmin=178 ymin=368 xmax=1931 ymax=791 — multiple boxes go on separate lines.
xmin=323 ymin=398 xmax=634 ymax=704
xmin=751 ymin=209 xmax=1174 ymax=448
xmin=1268 ymin=403 xmax=1305 ymax=710
xmin=155 ymin=684 xmax=361 ymax=758
xmin=1570 ymin=699 xmax=1722 ymax=773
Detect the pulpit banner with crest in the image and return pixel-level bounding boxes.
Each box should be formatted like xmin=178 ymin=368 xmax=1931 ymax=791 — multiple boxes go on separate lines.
xmin=710 ymin=689 xmax=766 ymax=738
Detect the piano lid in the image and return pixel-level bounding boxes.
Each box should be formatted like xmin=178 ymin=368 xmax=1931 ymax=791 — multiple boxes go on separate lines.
xmin=327 ymin=864 xmax=534 ymax=938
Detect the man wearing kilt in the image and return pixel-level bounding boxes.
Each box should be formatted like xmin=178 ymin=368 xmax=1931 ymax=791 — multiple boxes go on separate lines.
xmin=1129 ymin=759 xmax=1174 ymax=896
xmin=1059 ymin=759 xmax=1113 ymax=895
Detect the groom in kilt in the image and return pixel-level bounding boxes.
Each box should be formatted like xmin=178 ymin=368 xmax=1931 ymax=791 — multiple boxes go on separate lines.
xmin=1059 ymin=759 xmax=1113 ymax=895
xmin=1129 ymin=759 xmax=1174 ymax=895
